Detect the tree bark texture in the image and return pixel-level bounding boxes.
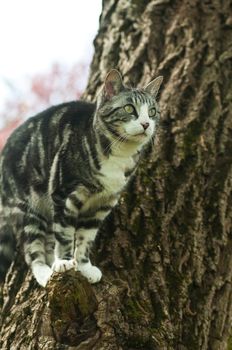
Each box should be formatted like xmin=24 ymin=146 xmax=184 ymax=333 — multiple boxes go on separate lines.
xmin=1 ymin=0 xmax=232 ymax=349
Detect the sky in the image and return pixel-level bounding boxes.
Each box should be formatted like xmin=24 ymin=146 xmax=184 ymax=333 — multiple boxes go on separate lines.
xmin=0 ymin=0 xmax=102 ymax=102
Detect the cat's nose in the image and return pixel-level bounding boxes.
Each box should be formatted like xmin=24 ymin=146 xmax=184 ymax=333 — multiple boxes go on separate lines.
xmin=141 ymin=122 xmax=150 ymax=130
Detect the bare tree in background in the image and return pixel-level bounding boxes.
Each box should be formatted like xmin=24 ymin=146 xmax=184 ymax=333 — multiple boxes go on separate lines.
xmin=1 ymin=1 xmax=232 ymax=349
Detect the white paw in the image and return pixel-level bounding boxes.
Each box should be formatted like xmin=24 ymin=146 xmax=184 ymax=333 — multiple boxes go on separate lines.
xmin=52 ymin=259 xmax=77 ymax=273
xmin=77 ymin=262 xmax=102 ymax=284
xmin=32 ymin=264 xmax=53 ymax=287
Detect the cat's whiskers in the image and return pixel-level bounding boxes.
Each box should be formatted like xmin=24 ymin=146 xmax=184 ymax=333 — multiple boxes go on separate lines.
xmin=95 ymin=118 xmax=130 ymax=152
xmin=111 ymin=134 xmax=128 ymax=153
xmin=83 ymin=132 xmax=127 ymax=167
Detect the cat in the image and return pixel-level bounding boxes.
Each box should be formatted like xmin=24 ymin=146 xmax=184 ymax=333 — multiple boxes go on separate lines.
xmin=0 ymin=69 xmax=163 ymax=287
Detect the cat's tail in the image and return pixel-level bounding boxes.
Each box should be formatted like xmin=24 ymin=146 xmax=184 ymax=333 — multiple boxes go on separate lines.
xmin=0 ymin=220 xmax=16 ymax=283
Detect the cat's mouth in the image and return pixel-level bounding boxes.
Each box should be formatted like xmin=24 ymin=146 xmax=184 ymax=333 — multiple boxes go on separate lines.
xmin=126 ymin=131 xmax=149 ymax=142
xmin=131 ymin=131 xmax=148 ymax=137
xmin=122 ymin=126 xmax=151 ymax=142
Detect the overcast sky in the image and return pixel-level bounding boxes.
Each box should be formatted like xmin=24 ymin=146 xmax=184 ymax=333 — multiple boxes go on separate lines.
xmin=0 ymin=0 xmax=102 ymax=100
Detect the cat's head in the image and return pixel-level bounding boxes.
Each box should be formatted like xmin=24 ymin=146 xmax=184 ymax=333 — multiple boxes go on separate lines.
xmin=95 ymin=69 xmax=163 ymax=145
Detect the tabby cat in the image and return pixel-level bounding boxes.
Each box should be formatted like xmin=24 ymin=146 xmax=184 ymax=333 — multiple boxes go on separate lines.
xmin=0 ymin=69 xmax=162 ymax=287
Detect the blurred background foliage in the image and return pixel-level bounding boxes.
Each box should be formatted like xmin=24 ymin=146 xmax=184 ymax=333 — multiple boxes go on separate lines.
xmin=0 ymin=0 xmax=102 ymax=149
xmin=0 ymin=62 xmax=87 ymax=149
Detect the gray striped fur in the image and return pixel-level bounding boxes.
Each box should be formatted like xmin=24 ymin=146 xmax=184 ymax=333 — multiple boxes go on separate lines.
xmin=0 ymin=69 xmax=162 ymax=286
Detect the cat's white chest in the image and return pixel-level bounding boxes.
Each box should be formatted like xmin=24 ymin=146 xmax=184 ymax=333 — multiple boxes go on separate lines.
xmin=99 ymin=155 xmax=134 ymax=195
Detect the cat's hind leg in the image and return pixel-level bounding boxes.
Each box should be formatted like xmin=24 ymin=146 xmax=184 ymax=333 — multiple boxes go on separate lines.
xmin=24 ymin=212 xmax=52 ymax=287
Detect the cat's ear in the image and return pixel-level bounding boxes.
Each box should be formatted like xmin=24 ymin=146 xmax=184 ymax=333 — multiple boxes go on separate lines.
xmin=103 ymin=69 xmax=124 ymax=99
xmin=144 ymin=76 xmax=163 ymax=98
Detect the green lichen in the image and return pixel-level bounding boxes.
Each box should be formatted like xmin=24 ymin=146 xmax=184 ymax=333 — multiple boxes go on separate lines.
xmin=47 ymin=270 xmax=98 ymax=345
xmin=183 ymin=120 xmax=202 ymax=158
xmin=228 ymin=335 xmax=232 ymax=350
xmin=126 ymin=298 xmax=144 ymax=321
xmin=49 ymin=270 xmax=97 ymax=314
xmin=126 ymin=336 xmax=153 ymax=349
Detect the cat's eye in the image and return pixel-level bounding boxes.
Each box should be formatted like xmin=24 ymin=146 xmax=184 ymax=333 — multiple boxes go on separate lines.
xmin=148 ymin=107 xmax=156 ymax=117
xmin=124 ymin=104 xmax=135 ymax=114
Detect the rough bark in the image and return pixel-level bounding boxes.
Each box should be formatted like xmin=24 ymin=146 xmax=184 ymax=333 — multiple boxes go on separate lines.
xmin=1 ymin=0 xmax=232 ymax=349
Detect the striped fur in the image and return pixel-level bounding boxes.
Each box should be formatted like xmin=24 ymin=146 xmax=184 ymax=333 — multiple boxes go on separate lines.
xmin=0 ymin=69 xmax=162 ymax=286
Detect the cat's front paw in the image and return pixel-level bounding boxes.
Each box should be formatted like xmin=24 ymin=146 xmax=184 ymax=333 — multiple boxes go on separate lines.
xmin=52 ymin=259 xmax=77 ymax=273
xmin=77 ymin=262 xmax=102 ymax=284
xmin=32 ymin=263 xmax=53 ymax=287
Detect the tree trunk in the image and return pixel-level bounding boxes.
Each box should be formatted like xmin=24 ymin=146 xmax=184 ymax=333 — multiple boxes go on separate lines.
xmin=1 ymin=0 xmax=232 ymax=349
